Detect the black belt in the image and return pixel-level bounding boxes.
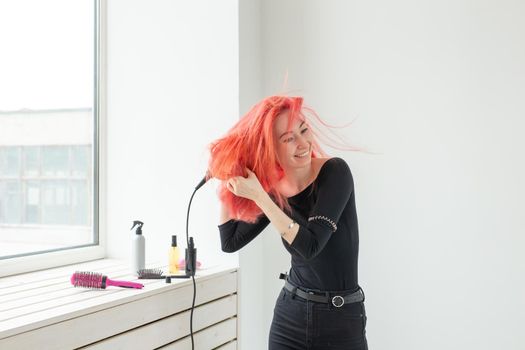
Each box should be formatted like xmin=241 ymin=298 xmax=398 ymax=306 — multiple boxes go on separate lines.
xmin=279 ymin=273 xmax=364 ymax=308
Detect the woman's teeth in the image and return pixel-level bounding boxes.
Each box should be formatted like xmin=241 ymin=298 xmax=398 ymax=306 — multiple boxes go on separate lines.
xmin=295 ymin=151 xmax=309 ymax=158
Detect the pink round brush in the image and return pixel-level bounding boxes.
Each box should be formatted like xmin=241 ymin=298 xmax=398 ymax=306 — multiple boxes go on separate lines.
xmin=71 ymin=271 xmax=144 ymax=289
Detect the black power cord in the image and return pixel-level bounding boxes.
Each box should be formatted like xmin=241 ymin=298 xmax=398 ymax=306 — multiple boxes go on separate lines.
xmin=185 ymin=175 xmax=208 ymax=349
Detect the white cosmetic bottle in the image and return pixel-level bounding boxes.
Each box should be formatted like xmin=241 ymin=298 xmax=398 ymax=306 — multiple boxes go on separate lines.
xmin=130 ymin=220 xmax=145 ymax=275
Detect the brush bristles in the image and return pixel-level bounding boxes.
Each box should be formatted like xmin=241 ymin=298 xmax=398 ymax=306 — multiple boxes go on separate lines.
xmin=137 ymin=268 xmax=164 ymax=279
xmin=71 ymin=271 xmax=106 ymax=289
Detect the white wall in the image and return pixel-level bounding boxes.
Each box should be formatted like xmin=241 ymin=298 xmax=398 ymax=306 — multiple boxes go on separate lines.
xmin=238 ymin=1 xmax=266 ymax=350
xmin=255 ymin=1 xmax=525 ymax=349
xmin=106 ymin=0 xmax=239 ymax=269
xmin=104 ymin=1 xmax=524 ymax=349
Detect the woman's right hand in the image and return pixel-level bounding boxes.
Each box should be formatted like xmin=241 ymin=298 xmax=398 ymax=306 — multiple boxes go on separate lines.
xmin=225 ymin=168 xmax=266 ymax=203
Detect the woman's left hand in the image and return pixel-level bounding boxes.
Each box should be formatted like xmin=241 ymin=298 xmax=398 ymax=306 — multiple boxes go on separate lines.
xmin=226 ymin=168 xmax=266 ymax=202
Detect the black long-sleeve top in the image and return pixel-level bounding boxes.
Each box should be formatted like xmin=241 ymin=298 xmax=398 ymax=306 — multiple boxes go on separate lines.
xmin=218 ymin=157 xmax=360 ymax=292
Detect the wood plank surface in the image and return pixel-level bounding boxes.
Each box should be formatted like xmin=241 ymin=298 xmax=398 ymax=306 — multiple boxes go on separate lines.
xmin=0 ymin=259 xmax=238 ymax=349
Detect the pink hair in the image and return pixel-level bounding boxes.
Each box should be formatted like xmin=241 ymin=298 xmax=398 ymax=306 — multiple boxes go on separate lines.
xmin=208 ymin=95 xmax=355 ymax=223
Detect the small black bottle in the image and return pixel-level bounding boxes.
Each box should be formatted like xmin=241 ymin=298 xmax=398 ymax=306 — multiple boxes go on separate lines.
xmin=185 ymin=237 xmax=197 ymax=276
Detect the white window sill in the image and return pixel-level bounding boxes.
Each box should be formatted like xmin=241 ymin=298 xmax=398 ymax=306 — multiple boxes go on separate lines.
xmin=0 ymin=258 xmax=238 ymax=349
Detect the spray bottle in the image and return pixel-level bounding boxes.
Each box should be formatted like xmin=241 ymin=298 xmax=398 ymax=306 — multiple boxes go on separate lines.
xmin=130 ymin=220 xmax=145 ymax=275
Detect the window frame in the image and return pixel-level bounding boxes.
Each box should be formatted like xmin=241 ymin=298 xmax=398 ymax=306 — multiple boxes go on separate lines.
xmin=0 ymin=0 xmax=107 ymax=277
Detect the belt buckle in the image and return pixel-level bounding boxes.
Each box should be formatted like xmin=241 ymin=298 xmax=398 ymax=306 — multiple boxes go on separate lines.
xmin=331 ymin=295 xmax=344 ymax=308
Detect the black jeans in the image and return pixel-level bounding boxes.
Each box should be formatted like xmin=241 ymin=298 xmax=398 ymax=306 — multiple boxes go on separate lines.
xmin=269 ymin=286 xmax=368 ymax=350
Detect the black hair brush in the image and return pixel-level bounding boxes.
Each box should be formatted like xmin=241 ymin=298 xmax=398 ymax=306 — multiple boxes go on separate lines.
xmin=137 ymin=268 xmax=190 ymax=280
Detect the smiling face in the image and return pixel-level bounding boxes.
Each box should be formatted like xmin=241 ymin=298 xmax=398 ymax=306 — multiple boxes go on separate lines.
xmin=273 ymin=111 xmax=313 ymax=170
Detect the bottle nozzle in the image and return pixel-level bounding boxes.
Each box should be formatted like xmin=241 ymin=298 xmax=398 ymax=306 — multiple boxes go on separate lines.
xmin=131 ymin=220 xmax=144 ymax=235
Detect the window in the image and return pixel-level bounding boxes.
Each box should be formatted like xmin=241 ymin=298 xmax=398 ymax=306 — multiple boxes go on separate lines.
xmin=0 ymin=0 xmax=103 ymax=270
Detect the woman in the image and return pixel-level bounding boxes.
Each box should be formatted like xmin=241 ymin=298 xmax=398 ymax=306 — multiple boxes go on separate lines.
xmin=208 ymin=95 xmax=368 ymax=350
